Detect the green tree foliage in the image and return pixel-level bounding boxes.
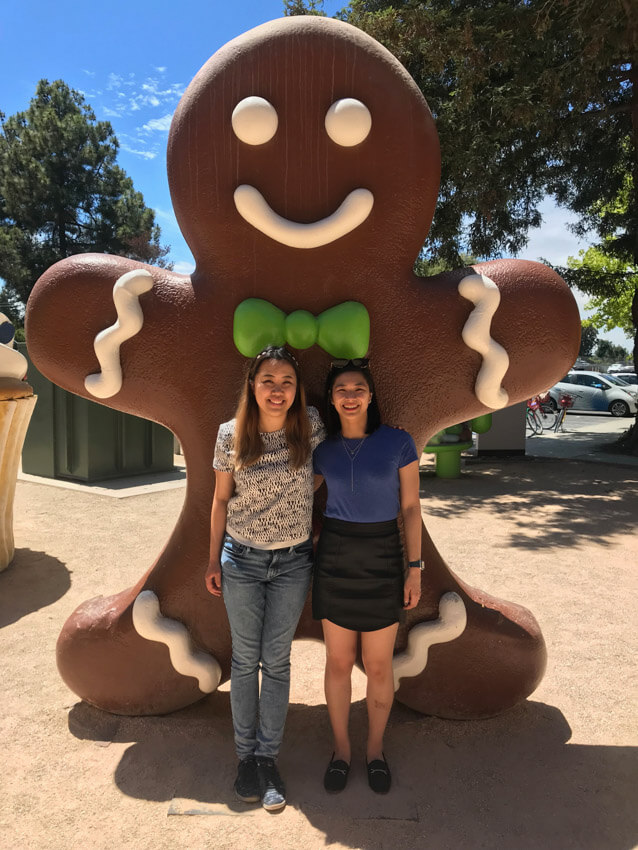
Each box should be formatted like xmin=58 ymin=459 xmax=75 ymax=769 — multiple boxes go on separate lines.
xmin=283 ymin=0 xmax=326 ymax=15
xmin=579 ymin=323 xmax=598 ymax=358
xmin=338 ymin=0 xmax=638 ymax=447
xmin=567 ymin=245 xmax=636 ymax=340
xmin=557 ymin=184 xmax=637 ymax=368
xmin=0 ymin=80 xmax=172 ymax=318
xmin=414 ymin=251 xmax=477 ymax=277
xmin=595 ymin=339 xmax=630 ymax=362
xmin=339 ymin=1 xmax=636 ymax=264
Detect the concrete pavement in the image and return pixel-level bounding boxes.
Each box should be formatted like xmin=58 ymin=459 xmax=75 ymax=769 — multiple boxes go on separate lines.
xmin=523 ymin=412 xmax=638 ymax=466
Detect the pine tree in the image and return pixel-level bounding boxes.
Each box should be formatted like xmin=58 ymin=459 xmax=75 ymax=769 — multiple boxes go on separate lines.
xmin=0 ymin=79 xmax=172 ymax=319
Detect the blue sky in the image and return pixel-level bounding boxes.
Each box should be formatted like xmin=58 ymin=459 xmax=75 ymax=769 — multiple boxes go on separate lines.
xmin=1 ymin=0 xmax=627 ymax=347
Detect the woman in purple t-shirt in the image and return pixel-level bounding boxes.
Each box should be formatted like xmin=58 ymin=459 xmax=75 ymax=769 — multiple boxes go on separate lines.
xmin=313 ymin=359 xmax=423 ymax=794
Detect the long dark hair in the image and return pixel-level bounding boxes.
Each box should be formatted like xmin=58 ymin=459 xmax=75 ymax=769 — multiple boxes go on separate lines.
xmin=324 ymin=362 xmax=382 ymax=436
xmin=234 ymin=346 xmax=310 ymax=470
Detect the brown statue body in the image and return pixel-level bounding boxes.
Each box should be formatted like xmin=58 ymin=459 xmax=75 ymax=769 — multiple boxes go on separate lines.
xmin=25 ymin=17 xmax=580 ymax=719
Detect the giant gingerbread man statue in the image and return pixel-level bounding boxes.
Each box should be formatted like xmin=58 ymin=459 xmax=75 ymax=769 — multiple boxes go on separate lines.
xmin=25 ymin=17 xmax=580 ymax=719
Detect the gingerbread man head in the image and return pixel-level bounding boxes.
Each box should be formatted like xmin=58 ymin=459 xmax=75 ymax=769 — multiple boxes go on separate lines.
xmin=168 ymin=16 xmax=440 ymax=287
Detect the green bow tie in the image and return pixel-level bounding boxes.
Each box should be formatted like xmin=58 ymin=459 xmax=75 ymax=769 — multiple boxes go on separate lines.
xmin=233 ymin=298 xmax=370 ymax=359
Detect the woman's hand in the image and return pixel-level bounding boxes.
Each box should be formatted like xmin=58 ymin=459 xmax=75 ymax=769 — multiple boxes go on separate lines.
xmin=205 ymin=560 xmax=223 ymax=597
xmin=403 ymin=569 xmax=422 ymax=609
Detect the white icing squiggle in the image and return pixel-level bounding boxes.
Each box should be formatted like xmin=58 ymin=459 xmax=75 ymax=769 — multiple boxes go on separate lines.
xmin=392 ymin=592 xmax=466 ymax=691
xmin=234 ymin=185 xmax=374 ymax=249
xmin=458 ymin=274 xmax=509 ymax=409
xmin=132 ymin=590 xmax=221 ymax=694
xmin=84 ymin=270 xmax=154 ymax=399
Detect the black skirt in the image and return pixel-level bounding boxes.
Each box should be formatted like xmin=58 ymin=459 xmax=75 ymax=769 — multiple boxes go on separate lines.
xmin=312 ymin=516 xmax=404 ymax=632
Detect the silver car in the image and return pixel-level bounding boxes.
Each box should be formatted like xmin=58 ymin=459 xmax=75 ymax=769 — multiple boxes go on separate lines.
xmin=548 ymin=371 xmax=638 ymax=417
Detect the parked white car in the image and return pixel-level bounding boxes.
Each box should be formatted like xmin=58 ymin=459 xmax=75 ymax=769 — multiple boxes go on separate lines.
xmin=548 ymin=371 xmax=638 ymax=417
xmin=615 ymin=372 xmax=638 ymax=386
xmin=607 ymin=363 xmax=627 ymax=373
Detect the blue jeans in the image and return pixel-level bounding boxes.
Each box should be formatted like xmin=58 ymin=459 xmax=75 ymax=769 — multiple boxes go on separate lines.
xmin=220 ymin=533 xmax=313 ymax=760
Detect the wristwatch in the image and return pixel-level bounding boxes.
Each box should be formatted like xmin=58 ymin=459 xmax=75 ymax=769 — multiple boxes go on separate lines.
xmin=408 ymin=559 xmax=425 ymax=570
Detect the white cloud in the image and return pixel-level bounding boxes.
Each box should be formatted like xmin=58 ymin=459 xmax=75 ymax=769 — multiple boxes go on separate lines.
xmin=120 ymin=145 xmax=157 ymax=160
xmin=172 ymin=260 xmax=195 ymax=276
xmin=96 ymin=70 xmax=184 ymax=118
xmin=142 ymin=114 xmax=173 ymax=132
xmin=153 ymin=207 xmax=178 ymax=224
xmin=106 ymin=71 xmax=136 ymax=92
xmin=82 ymin=69 xmax=95 ymax=77
xmin=107 ymin=72 xmax=124 ymax=91
xmin=128 ymin=79 xmax=184 ymax=113
xmin=155 ymin=66 xmax=167 ymax=74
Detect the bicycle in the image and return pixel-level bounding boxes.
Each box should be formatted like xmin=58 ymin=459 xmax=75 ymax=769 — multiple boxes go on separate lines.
xmin=526 ymin=394 xmax=556 ymax=435
xmin=553 ymin=393 xmax=574 ymax=432
xmin=525 ymin=398 xmax=542 ymax=436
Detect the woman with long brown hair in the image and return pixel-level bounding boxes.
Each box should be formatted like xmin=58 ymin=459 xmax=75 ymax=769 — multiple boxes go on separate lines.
xmin=205 ymin=346 xmax=324 ymax=812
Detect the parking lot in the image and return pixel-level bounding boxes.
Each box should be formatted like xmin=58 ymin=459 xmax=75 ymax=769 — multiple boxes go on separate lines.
xmin=524 ymin=410 xmax=637 ymax=465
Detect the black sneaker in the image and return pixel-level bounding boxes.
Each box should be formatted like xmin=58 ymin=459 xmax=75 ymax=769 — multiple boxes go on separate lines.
xmin=234 ymin=755 xmax=260 ymax=802
xmin=256 ymin=757 xmax=286 ymax=812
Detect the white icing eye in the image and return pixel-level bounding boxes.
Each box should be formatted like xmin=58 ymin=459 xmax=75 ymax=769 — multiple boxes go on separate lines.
xmin=232 ymin=96 xmax=278 ymax=145
xmin=325 ymin=98 xmax=372 ymax=147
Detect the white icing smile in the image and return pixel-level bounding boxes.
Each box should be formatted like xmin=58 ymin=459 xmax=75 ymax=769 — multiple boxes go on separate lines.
xmin=232 ymin=95 xmax=374 ymax=248
xmin=234 ymin=184 xmax=374 ymax=249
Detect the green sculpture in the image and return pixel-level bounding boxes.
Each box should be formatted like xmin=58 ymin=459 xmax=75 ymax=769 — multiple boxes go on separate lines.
xmin=424 ymin=414 xmax=492 ymax=479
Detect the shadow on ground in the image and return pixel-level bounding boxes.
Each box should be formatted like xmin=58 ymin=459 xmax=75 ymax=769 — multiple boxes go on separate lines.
xmin=68 ymin=695 xmax=637 ymax=850
xmin=0 ymin=548 xmax=70 ymax=627
xmin=419 ymin=460 xmax=638 ymax=550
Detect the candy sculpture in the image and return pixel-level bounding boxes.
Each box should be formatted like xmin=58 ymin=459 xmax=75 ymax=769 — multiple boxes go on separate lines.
xmin=25 ymin=17 xmax=580 ymax=719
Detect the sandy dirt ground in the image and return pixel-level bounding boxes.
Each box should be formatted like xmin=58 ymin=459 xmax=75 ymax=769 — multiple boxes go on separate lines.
xmin=2 ymin=455 xmax=637 ymax=850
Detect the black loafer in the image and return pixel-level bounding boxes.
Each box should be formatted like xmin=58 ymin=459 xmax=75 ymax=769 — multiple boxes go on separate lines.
xmin=367 ymin=754 xmax=391 ymax=793
xmin=323 ymin=753 xmax=350 ymax=793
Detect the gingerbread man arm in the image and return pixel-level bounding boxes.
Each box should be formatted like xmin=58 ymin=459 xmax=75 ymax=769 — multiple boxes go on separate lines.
xmin=26 ymin=255 xmax=197 ymax=429
xmin=26 ymin=255 xmax=242 ymax=714
xmin=367 ymin=258 xmax=580 ymax=446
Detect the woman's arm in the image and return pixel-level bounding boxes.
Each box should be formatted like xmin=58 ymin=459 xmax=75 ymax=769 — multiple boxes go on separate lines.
xmin=205 ymin=469 xmax=235 ymax=597
xmin=313 ymin=473 xmax=324 ymax=492
xmin=399 ymin=460 xmax=422 ymax=610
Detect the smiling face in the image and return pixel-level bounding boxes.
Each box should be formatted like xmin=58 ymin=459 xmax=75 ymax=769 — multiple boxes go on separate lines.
xmin=232 ymin=95 xmax=374 ymax=248
xmin=168 ymin=16 xmax=440 ymax=291
xmin=331 ymin=369 xmax=373 ymax=426
xmin=251 ymin=358 xmax=298 ymax=428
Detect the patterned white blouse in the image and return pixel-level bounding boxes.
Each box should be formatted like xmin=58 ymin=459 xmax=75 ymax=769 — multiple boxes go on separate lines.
xmin=213 ymin=406 xmax=325 ymax=549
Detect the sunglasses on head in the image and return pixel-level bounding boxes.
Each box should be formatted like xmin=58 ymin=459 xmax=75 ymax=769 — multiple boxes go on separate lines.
xmin=330 ymin=358 xmax=369 ymax=369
